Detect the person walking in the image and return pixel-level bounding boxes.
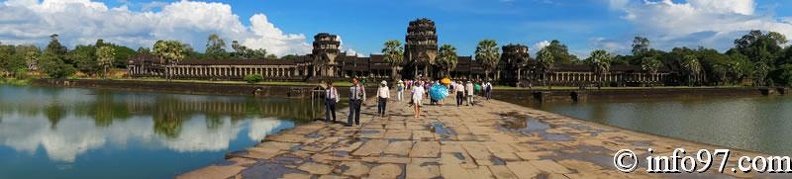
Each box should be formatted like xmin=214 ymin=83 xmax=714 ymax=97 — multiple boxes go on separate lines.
xmin=465 ymin=80 xmax=475 ymax=106
xmin=324 ymin=81 xmax=339 ymax=122
xmin=411 ymin=80 xmax=425 ymax=119
xmin=455 ymin=81 xmax=465 ymax=107
xmin=484 ymin=81 xmax=493 ymax=100
xmin=347 ymin=78 xmax=366 ymax=126
xmin=396 ymin=80 xmax=404 ymax=102
xmin=377 ymin=80 xmax=390 ymax=117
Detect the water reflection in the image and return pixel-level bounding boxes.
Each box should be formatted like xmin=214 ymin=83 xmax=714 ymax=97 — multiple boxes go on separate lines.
xmin=505 ymin=96 xmax=792 ymax=156
xmin=0 ymin=85 xmax=323 ymax=168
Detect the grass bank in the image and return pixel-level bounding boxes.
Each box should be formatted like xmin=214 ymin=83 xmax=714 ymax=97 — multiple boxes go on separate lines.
xmin=0 ymin=78 xmax=32 ymax=86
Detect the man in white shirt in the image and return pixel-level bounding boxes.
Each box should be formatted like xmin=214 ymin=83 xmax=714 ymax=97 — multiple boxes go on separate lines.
xmin=324 ymin=81 xmax=339 ymax=122
xmin=377 ymin=80 xmax=390 ymax=117
xmin=455 ymin=81 xmax=465 ymax=107
xmin=465 ymin=80 xmax=475 ymax=106
xmin=347 ymin=78 xmax=366 ymax=126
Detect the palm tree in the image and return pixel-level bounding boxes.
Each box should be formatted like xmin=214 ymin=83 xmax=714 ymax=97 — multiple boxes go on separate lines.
xmin=640 ymin=56 xmax=661 ymax=86
xmin=536 ymin=49 xmax=554 ymax=86
xmin=475 ymin=39 xmax=500 ymax=80
xmin=96 ymin=46 xmax=116 ymax=78
xmin=436 ymin=44 xmax=458 ymax=77
xmin=588 ymin=50 xmax=612 ymax=89
xmin=205 ymin=34 xmax=226 ymax=59
xmin=381 ymin=40 xmax=404 ymax=80
xmin=153 ymin=40 xmax=185 ymax=81
xmin=681 ymin=55 xmax=701 ymax=86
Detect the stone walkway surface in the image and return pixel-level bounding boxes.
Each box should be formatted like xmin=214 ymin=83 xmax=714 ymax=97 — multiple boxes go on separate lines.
xmin=179 ymin=94 xmax=779 ymax=179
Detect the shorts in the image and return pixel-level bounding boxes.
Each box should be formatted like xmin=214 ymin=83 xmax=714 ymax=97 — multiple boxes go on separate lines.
xmin=412 ymin=98 xmax=423 ymax=106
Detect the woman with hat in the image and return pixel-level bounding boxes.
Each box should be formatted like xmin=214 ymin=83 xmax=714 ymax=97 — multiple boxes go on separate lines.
xmin=376 ymin=80 xmax=390 ymax=117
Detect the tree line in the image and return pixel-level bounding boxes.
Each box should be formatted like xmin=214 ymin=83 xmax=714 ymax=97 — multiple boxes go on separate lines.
xmin=0 ymin=33 xmax=282 ymax=79
xmin=380 ymin=30 xmax=792 ymax=87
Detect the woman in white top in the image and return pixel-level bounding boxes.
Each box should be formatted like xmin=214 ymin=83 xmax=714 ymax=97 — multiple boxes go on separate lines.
xmin=377 ymin=80 xmax=390 ymax=117
xmin=411 ymin=80 xmax=425 ymax=119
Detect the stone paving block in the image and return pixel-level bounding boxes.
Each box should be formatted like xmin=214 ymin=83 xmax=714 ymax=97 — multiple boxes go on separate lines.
xmin=488 ymin=165 xmax=519 ymax=179
xmin=361 ymin=156 xmax=411 ymax=164
xmin=267 ymin=134 xmax=308 ymax=143
xmin=255 ymin=141 xmax=299 ymax=151
xmin=514 ymin=151 xmax=555 ymax=160
xmin=411 ymin=130 xmax=435 ymax=140
xmin=298 ymin=162 xmax=333 ymax=175
xmin=409 ymin=141 xmax=440 ymax=158
xmin=505 ymin=161 xmax=541 ymax=179
xmin=467 ymin=167 xmax=496 ymax=179
xmin=406 ymin=164 xmax=440 ymax=178
xmin=368 ymin=164 xmax=402 ymax=178
xmin=440 ymin=164 xmax=472 ymax=178
xmin=338 ymin=162 xmax=370 ymax=177
xmin=383 ymin=130 xmax=412 ymax=140
xmin=331 ymin=141 xmax=363 ymax=152
xmin=351 ymin=140 xmax=389 ymax=156
xmin=281 ymin=173 xmax=312 ymax=179
xmin=487 ymin=143 xmax=518 ymax=153
xmin=384 ymin=141 xmax=413 ymax=156
xmin=177 ymin=165 xmax=244 ymax=179
xmin=493 ymin=152 xmax=521 ymax=161
xmin=528 ymin=160 xmax=572 ymax=174
xmin=556 ymin=160 xmax=603 ymax=172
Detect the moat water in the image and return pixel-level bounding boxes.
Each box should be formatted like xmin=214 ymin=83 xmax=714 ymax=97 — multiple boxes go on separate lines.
xmin=0 ymin=85 xmax=325 ymax=178
xmin=504 ymin=95 xmax=792 ymax=156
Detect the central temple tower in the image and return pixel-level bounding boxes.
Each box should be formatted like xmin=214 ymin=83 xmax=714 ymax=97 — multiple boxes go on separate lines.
xmin=312 ymin=33 xmax=341 ymax=77
xmin=405 ymin=18 xmax=438 ymax=79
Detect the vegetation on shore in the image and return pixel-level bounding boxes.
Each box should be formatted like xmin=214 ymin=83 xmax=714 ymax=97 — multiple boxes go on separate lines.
xmin=2 ymin=30 xmax=792 ymax=87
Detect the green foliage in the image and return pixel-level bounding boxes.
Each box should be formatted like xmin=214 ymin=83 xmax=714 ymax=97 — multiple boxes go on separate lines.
xmin=153 ymin=40 xmax=186 ymax=64
xmin=770 ymin=64 xmax=792 ymax=86
xmin=382 ymin=39 xmax=404 ymax=79
xmin=640 ymin=56 xmax=661 ymax=74
xmin=205 ymin=34 xmax=228 ymax=59
xmin=70 ymin=45 xmax=98 ymax=75
xmin=542 ymin=40 xmax=579 ymax=64
xmin=39 ymin=53 xmax=75 ymax=79
xmin=244 ymin=74 xmax=264 ymax=84
xmin=475 ymin=39 xmax=500 ymax=79
xmin=45 ymin=34 xmax=68 ymax=56
xmin=436 ymin=44 xmax=458 ymax=77
xmin=537 ymin=49 xmax=555 ymax=79
xmin=231 ymin=40 xmax=268 ymax=59
xmin=97 ymin=46 xmax=116 ymax=78
xmin=632 ymin=36 xmax=650 ymax=55
xmin=587 ymin=50 xmax=612 ymax=76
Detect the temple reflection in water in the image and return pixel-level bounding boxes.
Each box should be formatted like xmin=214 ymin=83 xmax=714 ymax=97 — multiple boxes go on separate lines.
xmin=0 ymin=86 xmax=321 ymax=163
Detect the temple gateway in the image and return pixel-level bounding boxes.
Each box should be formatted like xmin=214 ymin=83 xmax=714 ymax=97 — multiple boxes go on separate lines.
xmin=128 ymin=18 xmax=672 ymax=86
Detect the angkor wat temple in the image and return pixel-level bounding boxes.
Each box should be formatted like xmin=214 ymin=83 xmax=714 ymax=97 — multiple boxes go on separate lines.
xmin=128 ymin=18 xmax=672 ymax=86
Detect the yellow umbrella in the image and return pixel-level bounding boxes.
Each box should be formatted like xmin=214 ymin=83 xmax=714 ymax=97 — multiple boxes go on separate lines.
xmin=440 ymin=78 xmax=451 ymax=84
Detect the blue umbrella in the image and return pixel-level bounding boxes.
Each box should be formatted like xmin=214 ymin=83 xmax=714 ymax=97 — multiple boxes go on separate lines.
xmin=429 ymin=84 xmax=448 ymax=101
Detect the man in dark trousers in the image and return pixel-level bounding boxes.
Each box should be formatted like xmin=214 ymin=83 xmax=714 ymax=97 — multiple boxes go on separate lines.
xmin=324 ymin=81 xmax=339 ymax=122
xmin=347 ymin=78 xmax=366 ymax=126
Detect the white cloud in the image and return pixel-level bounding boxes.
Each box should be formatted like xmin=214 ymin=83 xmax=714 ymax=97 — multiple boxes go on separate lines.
xmin=0 ymin=0 xmax=312 ymax=56
xmin=590 ymin=37 xmax=628 ymax=54
xmin=611 ymin=0 xmax=792 ymax=51
xmin=533 ymin=40 xmax=550 ymax=52
xmin=0 ymin=112 xmax=289 ymax=162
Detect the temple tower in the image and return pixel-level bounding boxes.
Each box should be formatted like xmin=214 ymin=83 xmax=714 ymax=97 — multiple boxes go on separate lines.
xmin=500 ymin=44 xmax=530 ymax=86
xmin=312 ymin=33 xmax=341 ymax=77
xmin=405 ymin=18 xmax=438 ymax=79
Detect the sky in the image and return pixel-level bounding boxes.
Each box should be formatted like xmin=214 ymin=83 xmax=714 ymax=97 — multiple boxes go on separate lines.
xmin=1 ymin=0 xmax=792 ymax=58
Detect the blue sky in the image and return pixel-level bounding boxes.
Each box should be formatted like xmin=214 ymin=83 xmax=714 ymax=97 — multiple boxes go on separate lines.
xmin=2 ymin=0 xmax=792 ymax=57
